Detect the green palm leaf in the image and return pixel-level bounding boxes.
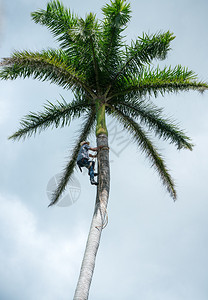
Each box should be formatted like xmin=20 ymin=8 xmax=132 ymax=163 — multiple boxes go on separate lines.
xmin=0 ymin=49 xmax=91 ymax=93
xmin=110 ymin=99 xmax=193 ymax=150
xmin=100 ymin=0 xmax=131 ymax=80
xmin=66 ymin=13 xmax=101 ymax=90
xmin=31 ymin=0 xmax=78 ymax=50
xmin=9 ymin=96 xmax=91 ymax=141
xmin=113 ymin=31 xmax=175 ymax=82
xmin=110 ymin=65 xmax=208 ymax=99
xmin=32 ymin=2 xmax=101 ymax=85
xmin=108 ymin=105 xmax=176 ymax=199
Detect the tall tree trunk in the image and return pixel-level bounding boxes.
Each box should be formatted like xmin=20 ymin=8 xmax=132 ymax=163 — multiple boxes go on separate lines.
xmin=73 ymin=133 xmax=110 ymax=300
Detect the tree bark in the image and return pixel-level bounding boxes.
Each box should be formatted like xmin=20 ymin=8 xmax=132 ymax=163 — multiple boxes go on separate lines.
xmin=73 ymin=134 xmax=110 ymax=300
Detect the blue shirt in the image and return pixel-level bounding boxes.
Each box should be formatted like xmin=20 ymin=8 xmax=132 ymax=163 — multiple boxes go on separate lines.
xmin=77 ymin=144 xmax=90 ymax=162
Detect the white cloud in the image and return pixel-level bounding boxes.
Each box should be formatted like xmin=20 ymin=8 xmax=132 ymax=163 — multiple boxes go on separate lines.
xmin=0 ymin=195 xmax=86 ymax=300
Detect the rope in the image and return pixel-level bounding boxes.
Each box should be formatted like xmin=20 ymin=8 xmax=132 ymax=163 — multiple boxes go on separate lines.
xmin=99 ymin=146 xmax=110 ymax=151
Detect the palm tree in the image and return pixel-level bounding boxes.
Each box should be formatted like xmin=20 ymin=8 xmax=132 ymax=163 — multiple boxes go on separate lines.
xmin=0 ymin=0 xmax=207 ymax=298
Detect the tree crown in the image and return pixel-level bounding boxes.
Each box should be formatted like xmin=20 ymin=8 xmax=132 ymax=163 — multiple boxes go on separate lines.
xmin=1 ymin=0 xmax=208 ymax=205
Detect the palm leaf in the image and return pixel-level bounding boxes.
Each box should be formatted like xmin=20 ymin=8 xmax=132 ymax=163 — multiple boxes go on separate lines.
xmin=9 ymin=96 xmax=91 ymax=141
xmin=113 ymin=31 xmax=175 ymax=82
xmin=109 ymin=65 xmax=208 ymax=99
xmin=31 ymin=0 xmax=78 ymax=50
xmin=100 ymin=0 xmax=131 ymax=81
xmin=0 ymin=49 xmax=94 ymax=94
xmin=110 ymin=98 xmax=193 ymax=150
xmin=32 ymin=2 xmax=101 ymax=85
xmin=67 ymin=13 xmax=101 ymax=90
xmin=108 ymin=105 xmax=176 ymax=199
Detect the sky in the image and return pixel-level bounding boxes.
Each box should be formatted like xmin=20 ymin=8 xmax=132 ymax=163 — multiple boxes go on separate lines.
xmin=0 ymin=0 xmax=208 ymax=299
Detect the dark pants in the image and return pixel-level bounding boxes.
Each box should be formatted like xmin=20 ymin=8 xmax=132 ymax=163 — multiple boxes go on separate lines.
xmin=77 ymin=158 xmax=95 ymax=181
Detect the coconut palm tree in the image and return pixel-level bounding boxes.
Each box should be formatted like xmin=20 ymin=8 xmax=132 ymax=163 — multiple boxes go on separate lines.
xmin=0 ymin=0 xmax=207 ymax=299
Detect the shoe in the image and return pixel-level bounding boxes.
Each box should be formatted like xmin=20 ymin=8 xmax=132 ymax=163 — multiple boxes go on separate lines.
xmin=90 ymin=179 xmax=98 ymax=185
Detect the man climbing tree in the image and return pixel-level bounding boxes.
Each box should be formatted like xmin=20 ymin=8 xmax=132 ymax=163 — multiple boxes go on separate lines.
xmin=77 ymin=141 xmax=102 ymax=185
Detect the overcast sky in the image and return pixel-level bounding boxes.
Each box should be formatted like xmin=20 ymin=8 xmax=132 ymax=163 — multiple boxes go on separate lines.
xmin=0 ymin=0 xmax=208 ymax=299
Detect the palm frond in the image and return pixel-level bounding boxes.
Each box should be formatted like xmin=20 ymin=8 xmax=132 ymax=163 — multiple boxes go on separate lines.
xmin=9 ymin=96 xmax=92 ymax=141
xmin=110 ymin=99 xmax=193 ymax=150
xmin=49 ymin=109 xmax=96 ymax=206
xmin=31 ymin=0 xmax=78 ymax=50
xmin=100 ymin=0 xmax=131 ymax=80
xmin=113 ymin=31 xmax=175 ymax=82
xmin=110 ymin=65 xmax=208 ymax=99
xmin=32 ymin=1 xmax=101 ymax=85
xmin=0 ymin=49 xmax=93 ymax=93
xmin=67 ymin=13 xmax=101 ymax=90
xmin=107 ymin=105 xmax=176 ymax=200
